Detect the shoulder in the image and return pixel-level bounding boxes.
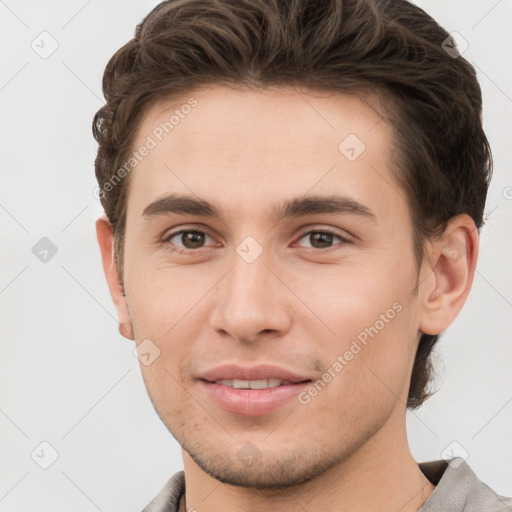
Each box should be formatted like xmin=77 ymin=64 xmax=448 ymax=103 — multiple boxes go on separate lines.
xmin=420 ymin=458 xmax=512 ymax=512
xmin=141 ymin=471 xmax=185 ymax=512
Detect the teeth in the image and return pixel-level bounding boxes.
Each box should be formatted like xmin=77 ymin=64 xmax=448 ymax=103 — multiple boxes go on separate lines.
xmin=215 ymin=378 xmax=292 ymax=389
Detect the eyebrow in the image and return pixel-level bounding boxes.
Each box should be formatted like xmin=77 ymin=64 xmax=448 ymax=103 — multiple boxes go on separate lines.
xmin=142 ymin=193 xmax=377 ymax=224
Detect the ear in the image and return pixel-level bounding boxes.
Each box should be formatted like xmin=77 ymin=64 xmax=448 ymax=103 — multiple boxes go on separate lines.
xmin=96 ymin=215 xmax=134 ymax=340
xmin=419 ymin=214 xmax=479 ymax=336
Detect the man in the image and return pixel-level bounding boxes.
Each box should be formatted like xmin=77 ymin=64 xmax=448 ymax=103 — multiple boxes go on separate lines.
xmin=93 ymin=0 xmax=511 ymax=510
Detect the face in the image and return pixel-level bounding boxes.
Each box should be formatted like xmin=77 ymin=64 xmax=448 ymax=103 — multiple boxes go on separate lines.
xmin=113 ymin=85 xmax=430 ymax=487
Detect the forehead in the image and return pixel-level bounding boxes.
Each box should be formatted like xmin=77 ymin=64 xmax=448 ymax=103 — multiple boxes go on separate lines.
xmin=133 ymin=84 xmax=390 ymax=154
xmin=127 ymin=84 xmax=404 ymax=223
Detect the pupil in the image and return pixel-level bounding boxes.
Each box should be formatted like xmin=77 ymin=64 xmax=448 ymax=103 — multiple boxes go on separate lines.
xmin=183 ymin=232 xmax=204 ymax=248
xmin=311 ymin=232 xmax=332 ymax=248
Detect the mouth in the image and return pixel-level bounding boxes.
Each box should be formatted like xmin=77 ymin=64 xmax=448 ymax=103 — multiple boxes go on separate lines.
xmin=208 ymin=378 xmax=309 ymax=389
xmin=197 ymin=365 xmax=313 ymax=416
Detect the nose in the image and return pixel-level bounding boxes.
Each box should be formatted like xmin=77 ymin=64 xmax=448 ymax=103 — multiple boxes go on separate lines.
xmin=208 ymin=247 xmax=292 ymax=343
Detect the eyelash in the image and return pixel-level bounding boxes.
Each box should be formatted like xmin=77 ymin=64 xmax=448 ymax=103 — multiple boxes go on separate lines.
xmin=162 ymin=227 xmax=350 ymax=255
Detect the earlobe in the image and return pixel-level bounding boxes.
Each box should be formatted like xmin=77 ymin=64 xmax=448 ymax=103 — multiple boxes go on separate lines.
xmin=95 ymin=216 xmax=135 ymax=340
xmin=419 ymin=215 xmax=479 ymax=336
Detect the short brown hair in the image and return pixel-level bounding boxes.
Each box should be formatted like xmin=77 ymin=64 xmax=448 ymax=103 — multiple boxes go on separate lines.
xmin=93 ymin=0 xmax=492 ymax=409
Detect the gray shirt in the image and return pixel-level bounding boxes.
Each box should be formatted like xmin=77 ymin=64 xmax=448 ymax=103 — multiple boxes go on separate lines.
xmin=142 ymin=458 xmax=512 ymax=511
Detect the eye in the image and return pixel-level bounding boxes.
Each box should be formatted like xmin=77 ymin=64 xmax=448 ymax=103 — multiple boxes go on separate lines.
xmin=163 ymin=229 xmax=215 ymax=252
xmin=162 ymin=227 xmax=350 ymax=254
xmin=295 ymin=229 xmax=349 ymax=250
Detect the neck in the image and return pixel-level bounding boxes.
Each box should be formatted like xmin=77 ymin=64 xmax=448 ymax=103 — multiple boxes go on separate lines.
xmin=180 ymin=408 xmax=435 ymax=512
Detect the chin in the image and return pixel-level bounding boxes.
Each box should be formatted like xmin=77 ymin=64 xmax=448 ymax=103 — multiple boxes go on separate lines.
xmin=183 ymin=442 xmax=343 ymax=491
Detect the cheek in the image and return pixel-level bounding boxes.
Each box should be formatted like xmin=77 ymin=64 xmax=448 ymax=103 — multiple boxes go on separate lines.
xmin=137 ymin=349 xmax=195 ymax=423
xmin=125 ymin=261 xmax=216 ymax=340
xmin=301 ymin=315 xmax=413 ymax=430
xmin=284 ymin=257 xmax=406 ymax=331
xmin=292 ymin=261 xmax=415 ymax=401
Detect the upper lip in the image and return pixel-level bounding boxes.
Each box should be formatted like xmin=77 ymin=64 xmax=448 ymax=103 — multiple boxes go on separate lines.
xmin=199 ymin=364 xmax=311 ymax=383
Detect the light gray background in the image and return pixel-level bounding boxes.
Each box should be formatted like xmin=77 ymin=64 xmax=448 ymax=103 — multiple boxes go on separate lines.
xmin=1 ymin=1 xmax=511 ymax=510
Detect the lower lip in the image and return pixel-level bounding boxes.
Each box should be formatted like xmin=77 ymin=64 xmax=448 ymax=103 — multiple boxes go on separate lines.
xmin=200 ymin=380 xmax=310 ymax=416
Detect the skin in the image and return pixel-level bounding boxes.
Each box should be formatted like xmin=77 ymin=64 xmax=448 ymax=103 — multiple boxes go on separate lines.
xmin=97 ymin=84 xmax=478 ymax=512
